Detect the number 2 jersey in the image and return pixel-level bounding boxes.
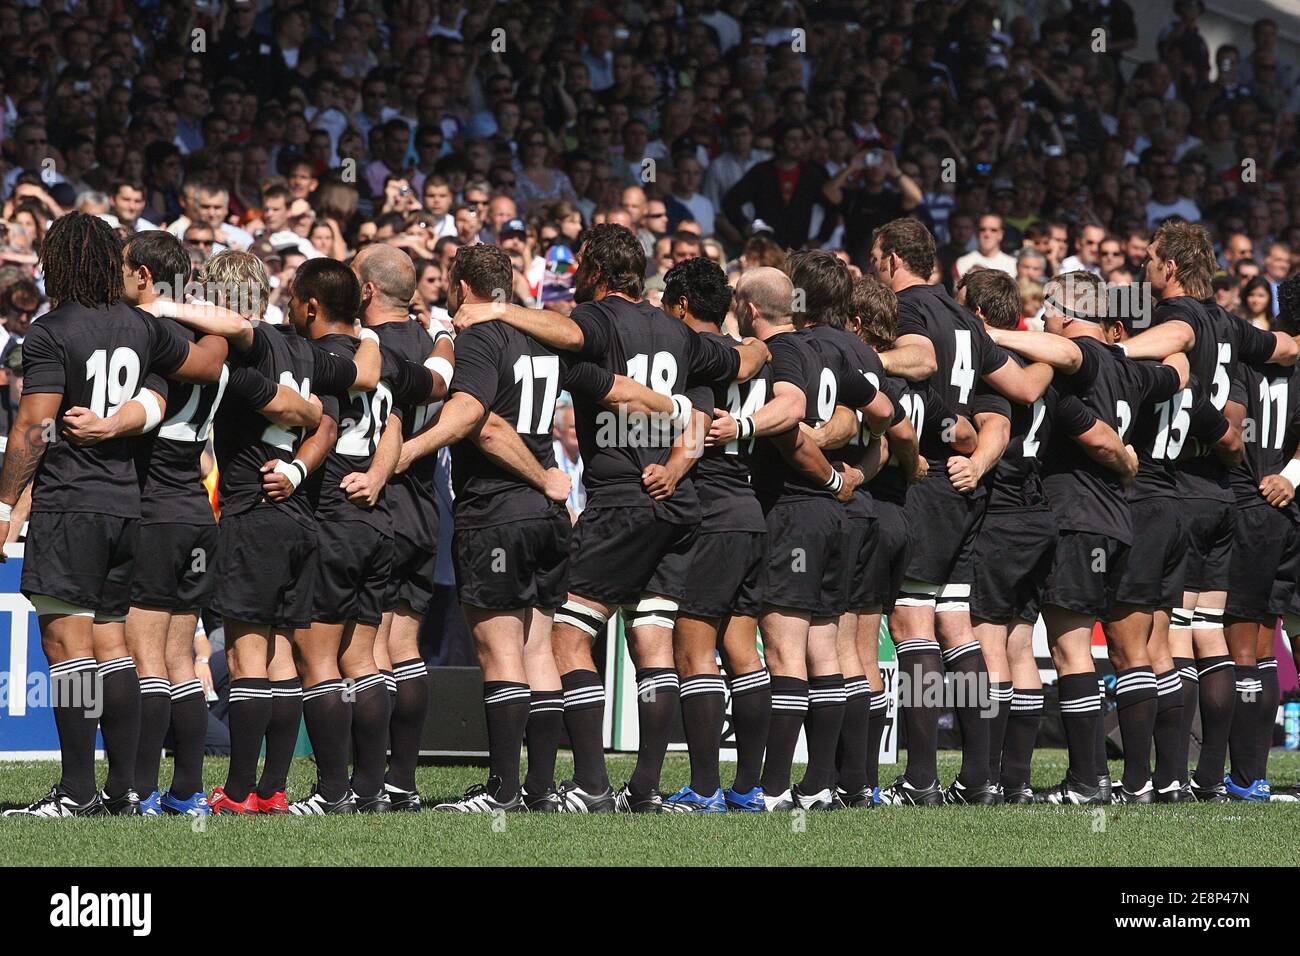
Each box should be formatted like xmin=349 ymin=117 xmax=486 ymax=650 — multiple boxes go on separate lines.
xmin=21 ymin=301 xmax=192 ymax=518
xmin=566 ymin=296 xmax=740 ymax=524
xmin=449 ymin=319 xmax=615 ymax=529
xmin=373 ymin=319 xmax=441 ymax=546
xmin=212 ymin=322 xmax=359 ymax=526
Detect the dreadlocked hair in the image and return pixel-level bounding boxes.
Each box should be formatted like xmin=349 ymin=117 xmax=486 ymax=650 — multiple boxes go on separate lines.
xmin=41 ymin=212 xmax=125 ymax=308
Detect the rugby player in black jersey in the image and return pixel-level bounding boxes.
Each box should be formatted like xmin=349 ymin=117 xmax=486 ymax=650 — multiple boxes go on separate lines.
xmin=352 ymin=244 xmax=455 ymax=811
xmin=395 ymin=244 xmax=680 ymax=811
xmin=59 ymin=232 xmax=320 ymax=817
xmin=154 ymin=251 xmax=383 ymax=815
xmin=278 ymin=258 xmax=447 ymax=815
xmin=1221 ymin=292 xmax=1300 ymax=801
xmin=1121 ymin=220 xmax=1296 ymax=801
xmin=869 ymin=218 xmax=1053 ymax=807
xmin=960 ymin=268 xmax=1134 ymax=802
xmin=988 ymin=271 xmax=1188 ymax=804
xmin=834 ymin=275 xmax=969 ymax=805
xmin=452 ymin=224 xmax=769 ymax=812
xmin=0 ymin=214 xmax=228 ymax=818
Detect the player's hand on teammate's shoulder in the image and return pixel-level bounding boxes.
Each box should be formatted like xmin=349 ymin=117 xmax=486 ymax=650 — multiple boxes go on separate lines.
xmin=453 ymin=300 xmax=506 ymax=333
xmin=543 ymin=467 xmax=571 ymax=503
xmin=61 ymin=406 xmax=114 ymax=446
xmin=707 ymin=407 xmax=738 ymax=447
xmin=1260 ymin=473 xmax=1296 ymax=508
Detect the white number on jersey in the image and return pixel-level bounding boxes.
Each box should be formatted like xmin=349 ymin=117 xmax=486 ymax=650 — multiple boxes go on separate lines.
xmin=626 ymin=351 xmax=679 ymax=397
xmin=951 ymin=329 xmax=975 ymax=406
xmin=1211 ymin=342 xmax=1231 ymax=410
xmin=1260 ymin=376 xmax=1289 ymax=451
xmin=158 ymin=365 xmax=230 ymax=443
xmin=85 ymin=347 xmax=141 ymax=418
xmin=1151 ymin=388 xmax=1192 ymax=461
xmin=513 ymin=354 xmax=560 ymax=435
xmin=724 ymin=378 xmax=768 ymax=456
xmin=1022 ymin=398 xmax=1046 ymax=459
xmin=336 ymin=381 xmax=394 ymax=457
xmin=1116 ymin=399 xmax=1132 ymax=441
xmin=261 ymin=372 xmax=310 ymax=452
xmin=816 ymin=367 xmax=838 ymax=425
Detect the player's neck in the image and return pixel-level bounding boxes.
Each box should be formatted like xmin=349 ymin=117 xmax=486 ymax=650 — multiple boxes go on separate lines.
xmin=754 ymin=318 xmax=794 ymax=340
xmin=598 ymin=289 xmax=640 ymax=305
xmin=1066 ymin=324 xmax=1106 ymax=345
xmin=892 ymin=272 xmax=926 ymax=293
xmin=1158 ymin=282 xmax=1189 ymax=301
xmin=308 ymin=319 xmax=354 ymax=340
xmin=683 ymin=314 xmax=718 ymax=335
xmin=362 ymin=303 xmax=409 ymax=326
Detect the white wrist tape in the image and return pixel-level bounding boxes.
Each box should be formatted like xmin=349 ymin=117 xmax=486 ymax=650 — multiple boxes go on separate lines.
xmin=1280 ymin=459 xmax=1300 ymax=488
xmin=425 ymin=355 xmax=454 ymax=386
xmin=670 ymin=394 xmax=693 ymax=431
xmin=273 ymin=458 xmax=307 ymax=490
xmin=358 ymin=328 xmax=380 ymax=344
xmin=735 ymin=415 xmax=756 ymax=440
xmin=154 ymin=299 xmax=179 ymax=318
xmin=823 ymin=469 xmax=844 ymax=495
xmin=429 ymin=327 xmax=454 ymax=348
xmin=135 ymin=390 xmax=163 ymax=431
xmin=0 ymin=502 xmax=11 ymax=522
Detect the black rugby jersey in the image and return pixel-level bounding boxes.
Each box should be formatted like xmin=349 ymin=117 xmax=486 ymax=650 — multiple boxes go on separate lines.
xmin=374 ymin=319 xmax=441 ymax=544
xmin=868 ymin=375 xmax=957 ymax=507
xmin=1228 ymin=362 xmax=1300 ymax=511
xmin=22 ymin=301 xmax=191 ymax=518
xmin=751 ymin=330 xmax=837 ymax=508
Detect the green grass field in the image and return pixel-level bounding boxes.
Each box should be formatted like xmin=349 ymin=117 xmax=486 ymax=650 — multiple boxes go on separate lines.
xmin=3 ymin=750 xmax=1299 ymax=866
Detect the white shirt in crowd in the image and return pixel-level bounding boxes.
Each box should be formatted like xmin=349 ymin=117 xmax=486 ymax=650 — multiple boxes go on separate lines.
xmin=955 ymin=248 xmax=1017 ymax=278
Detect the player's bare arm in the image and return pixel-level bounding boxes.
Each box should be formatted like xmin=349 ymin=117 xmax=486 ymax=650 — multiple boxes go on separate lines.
xmin=0 ymin=392 xmax=62 ymax=551
xmin=768 ymin=425 xmax=861 ymax=502
xmin=1118 ymin=319 xmax=1194 ymax=361
xmin=800 ymin=404 xmax=858 ymax=450
xmin=708 ymin=380 xmax=805 ymax=447
xmin=643 ymin=407 xmax=708 ymax=500
xmin=474 ymin=411 xmax=570 ymax=502
xmin=258 ymin=386 xmax=323 ymax=429
xmin=1072 ymin=418 xmax=1138 ymax=483
xmin=261 ymin=412 xmax=336 ymax=502
xmin=987 ymin=328 xmax=1084 ymax=373
xmin=984 ymin=358 xmax=1053 ymax=404
xmin=598 ymin=374 xmax=677 ymax=417
xmin=342 ymin=413 xmax=402 ymax=509
xmin=949 ymin=411 xmax=1009 ymax=494
xmin=147 ymin=299 xmax=256 ymax=353
xmin=454 ymin=301 xmax=584 ymax=352
xmin=878 ymin=332 xmax=938 ymax=382
xmin=351 ymin=332 xmax=383 ymax=390
xmin=732 ymin=337 xmax=771 ymax=381
xmin=396 ymin=391 xmax=488 ymax=473
xmin=62 ymin=388 xmax=168 ymax=445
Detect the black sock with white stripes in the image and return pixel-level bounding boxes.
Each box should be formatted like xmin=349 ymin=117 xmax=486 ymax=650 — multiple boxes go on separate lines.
xmin=943 ymin=642 xmax=991 ymax=788
xmin=1114 ymin=667 xmax=1157 ymax=792
xmin=800 ymin=673 xmax=845 ymax=794
xmin=224 ymin=678 xmax=272 ymax=802
xmin=865 ymin=689 xmax=889 ymax=790
xmin=1173 ymin=656 xmax=1198 ymax=782
xmin=1058 ymin=673 xmax=1100 ymax=789
xmin=1192 ymin=655 xmax=1235 ymax=790
xmin=303 ymin=679 xmax=351 ymax=801
xmin=134 ymin=676 xmax=172 ymax=797
xmin=985 ymin=681 xmax=1014 ymax=786
xmin=256 ymin=678 xmax=302 ymax=799
xmin=760 ymin=676 xmax=808 ymax=796
xmin=835 ymin=677 xmax=872 ymax=792
xmin=1257 ymin=657 xmax=1280 ymax=784
xmin=1000 ymin=688 xmax=1043 ymax=790
xmin=98 ymin=656 xmax=142 ymax=798
xmin=168 ymin=679 xmax=207 ymax=798
xmin=483 ymin=681 xmax=530 ymax=801
xmin=381 ymin=669 xmax=396 ymax=704
xmin=1228 ymin=664 xmax=1263 ymax=788
xmin=1152 ymin=668 xmax=1184 ymax=790
xmin=680 ymin=673 xmax=726 ymax=794
xmin=628 ymin=668 xmax=679 ymax=796
xmin=561 ymin=669 xmax=609 ymax=793
xmin=51 ymin=659 xmax=100 ymax=803
xmin=1094 ymin=678 xmax=1110 ymax=783
xmin=524 ymin=690 xmax=564 ymax=795
xmin=350 ymin=674 xmax=392 ymax=799
xmin=727 ymin=668 xmax=770 ymax=793
xmin=895 ymin=639 xmax=943 ymax=787
xmin=386 ymin=658 xmax=430 ymax=792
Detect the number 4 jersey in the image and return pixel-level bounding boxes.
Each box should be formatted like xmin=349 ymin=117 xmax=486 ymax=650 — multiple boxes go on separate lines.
xmin=21 ymin=301 xmax=193 ymax=518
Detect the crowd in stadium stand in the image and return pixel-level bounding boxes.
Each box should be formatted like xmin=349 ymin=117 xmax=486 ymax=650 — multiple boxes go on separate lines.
xmin=1 ymin=0 xmax=1299 ymax=437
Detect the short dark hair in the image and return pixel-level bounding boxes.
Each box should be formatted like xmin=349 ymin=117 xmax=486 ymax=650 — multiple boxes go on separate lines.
xmin=580 ymin=223 xmax=645 ymax=298
xmin=851 ymin=276 xmax=897 ymax=350
xmin=663 ymin=255 xmax=731 ymax=327
xmin=787 ymin=248 xmax=852 ymax=329
xmin=958 ymin=267 xmax=1021 ymax=330
xmin=292 ymin=257 xmax=360 ymax=323
xmin=1277 ymin=274 xmax=1300 ymax=336
xmin=448 ymin=243 xmax=512 ymax=300
xmin=124 ymin=230 xmax=190 ymax=292
xmin=261 ymin=183 xmax=292 ymax=204
xmin=872 ymin=217 xmax=936 ymax=279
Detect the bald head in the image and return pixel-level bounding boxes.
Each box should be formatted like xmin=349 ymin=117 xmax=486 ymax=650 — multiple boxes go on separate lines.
xmin=353 ymin=243 xmax=417 ymax=308
xmin=735 ymin=266 xmax=794 ymax=334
